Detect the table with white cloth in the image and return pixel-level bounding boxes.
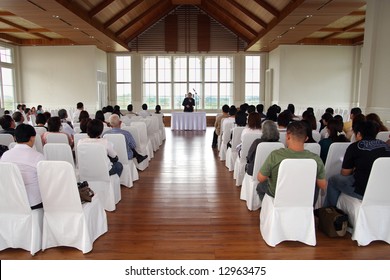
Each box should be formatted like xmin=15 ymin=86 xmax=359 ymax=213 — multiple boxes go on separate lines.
xmin=171 ymin=112 xmax=207 ymax=131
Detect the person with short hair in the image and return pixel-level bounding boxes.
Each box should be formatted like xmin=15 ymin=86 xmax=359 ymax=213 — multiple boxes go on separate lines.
xmin=0 ymin=114 xmax=16 ymax=136
xmin=12 ymin=111 xmax=24 ymax=127
xmin=324 ymin=120 xmax=390 ymax=207
xmin=41 ymin=116 xmax=73 ymax=147
xmin=78 ymin=119 xmax=123 ymax=177
xmin=212 ymin=104 xmax=230 ymax=148
xmin=72 ymin=102 xmax=84 ymax=123
xmin=137 ymin=103 xmax=151 ymax=118
xmin=126 ymin=104 xmax=136 ymax=117
xmin=256 ymin=121 xmax=327 ymax=204
xmin=182 ymin=92 xmax=195 ymax=112
xmin=1 ymin=124 xmax=44 ymax=209
xmin=103 ymin=114 xmax=148 ymax=163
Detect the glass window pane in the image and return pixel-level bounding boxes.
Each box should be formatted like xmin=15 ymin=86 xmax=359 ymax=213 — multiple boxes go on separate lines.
xmin=143 ymin=83 xmax=157 ymax=108
xmin=0 ymin=46 xmax=12 ymax=63
xmin=116 ymin=83 xmax=131 ymax=109
xmin=220 ymin=83 xmax=233 ymax=106
xmin=143 ymin=56 xmax=156 ymax=82
xmin=158 ymin=56 xmax=171 ymax=82
xmin=245 ymin=83 xmax=260 ymax=104
xmin=245 ymin=56 xmax=261 ymax=82
xmin=174 ymin=56 xmax=187 ymax=82
xmin=116 ymin=56 xmax=131 ymax=83
xmin=204 ymin=83 xmax=218 ymax=109
xmin=204 ymin=56 xmax=218 ymax=82
xmin=189 ymin=56 xmax=201 ymax=82
xmin=220 ymin=56 xmax=233 ymax=82
xmin=173 ymin=83 xmax=187 ymax=110
xmin=158 ymin=83 xmax=172 ymax=110
xmin=1 ymin=67 xmax=15 ymax=110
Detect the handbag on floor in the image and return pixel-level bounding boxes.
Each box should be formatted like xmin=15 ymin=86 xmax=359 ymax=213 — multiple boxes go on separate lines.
xmin=315 ymin=206 xmax=348 ymax=237
xmin=77 ymin=181 xmax=94 ymax=203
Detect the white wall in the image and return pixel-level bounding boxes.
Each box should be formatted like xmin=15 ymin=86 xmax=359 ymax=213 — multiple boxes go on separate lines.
xmin=20 ymin=45 xmax=107 ymax=113
xmin=360 ymin=0 xmax=390 ymax=125
xmin=269 ymin=45 xmax=358 ymax=116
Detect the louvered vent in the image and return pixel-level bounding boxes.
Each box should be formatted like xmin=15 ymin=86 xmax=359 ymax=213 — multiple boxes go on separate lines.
xmin=128 ymin=5 xmax=246 ymax=52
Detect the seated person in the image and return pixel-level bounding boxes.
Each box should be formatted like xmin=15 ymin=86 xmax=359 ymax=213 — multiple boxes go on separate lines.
xmin=246 ymin=120 xmax=280 ymax=176
xmin=78 ymin=119 xmax=123 ymax=177
xmin=1 ymin=124 xmax=44 ymax=209
xmin=324 ymin=120 xmax=390 ymax=207
xmin=103 ymin=114 xmax=148 ymax=163
xmin=41 ymin=116 xmax=74 ymax=147
xmin=257 ymin=121 xmax=327 ymax=205
xmin=0 ymin=114 xmax=16 ymax=136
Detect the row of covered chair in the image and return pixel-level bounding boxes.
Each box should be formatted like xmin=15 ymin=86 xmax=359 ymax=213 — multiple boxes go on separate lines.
xmin=222 ymin=129 xmax=390 ymax=247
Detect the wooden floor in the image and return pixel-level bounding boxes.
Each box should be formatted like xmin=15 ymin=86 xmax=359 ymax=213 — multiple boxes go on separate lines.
xmin=1 ymin=127 xmax=389 ymax=260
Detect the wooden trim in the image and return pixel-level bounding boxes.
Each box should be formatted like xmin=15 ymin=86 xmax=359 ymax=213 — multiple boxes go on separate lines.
xmin=89 ymin=0 xmax=116 ymax=17
xmin=227 ymin=0 xmax=267 ymax=29
xmin=103 ymin=0 xmax=144 ymax=29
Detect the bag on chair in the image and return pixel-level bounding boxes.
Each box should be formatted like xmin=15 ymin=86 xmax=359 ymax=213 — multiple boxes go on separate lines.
xmin=316 ymin=206 xmax=348 ymax=237
xmin=77 ymin=181 xmax=94 ymax=203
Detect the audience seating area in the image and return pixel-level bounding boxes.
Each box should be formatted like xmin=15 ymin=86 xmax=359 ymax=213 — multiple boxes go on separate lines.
xmin=0 ymin=112 xmax=165 ymax=254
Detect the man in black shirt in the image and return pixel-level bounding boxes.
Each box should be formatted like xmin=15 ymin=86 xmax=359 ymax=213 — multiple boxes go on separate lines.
xmin=324 ymin=120 xmax=390 ymax=206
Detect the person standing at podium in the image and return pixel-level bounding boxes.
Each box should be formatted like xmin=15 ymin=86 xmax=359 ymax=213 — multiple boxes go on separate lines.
xmin=182 ymin=92 xmax=195 ymax=112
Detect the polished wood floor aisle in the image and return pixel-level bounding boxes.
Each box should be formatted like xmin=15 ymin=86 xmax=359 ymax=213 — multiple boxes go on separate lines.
xmin=1 ymin=128 xmax=389 ymax=260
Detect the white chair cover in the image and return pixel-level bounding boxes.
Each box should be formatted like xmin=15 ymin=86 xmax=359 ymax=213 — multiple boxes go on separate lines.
xmin=225 ymin=127 xmax=244 ymax=171
xmin=376 ymin=131 xmax=390 ymax=142
xmin=131 ymin=121 xmax=154 ymax=160
xmin=33 ymin=133 xmax=43 ymax=153
xmin=304 ymin=142 xmax=321 ymax=156
xmin=73 ymin=133 xmax=88 ymax=166
xmin=77 ymin=143 xmax=121 ymax=211
xmin=147 ymin=116 xmax=161 ymax=151
xmin=260 ymin=159 xmax=317 ymax=247
xmin=43 ymin=143 xmax=75 ymax=169
xmin=233 ymin=133 xmax=262 ymax=186
xmin=240 ymin=142 xmax=284 ymax=211
xmin=0 ymin=134 xmax=15 ymax=147
xmin=218 ymin=120 xmax=234 ymax=161
xmin=122 ymin=126 xmax=149 ymax=171
xmin=312 ymin=130 xmax=321 ymax=142
xmin=103 ymin=133 xmax=139 ymax=188
xmin=34 ymin=127 xmax=47 ymax=136
xmin=152 ymin=113 xmax=166 ymax=142
xmin=315 ymin=142 xmax=350 ymax=209
xmin=0 ymin=162 xmax=43 ymax=255
xmin=46 ymin=133 xmax=69 ymax=144
xmin=37 ymin=161 xmax=107 ymax=253
xmin=279 ymin=131 xmax=286 ymax=146
xmin=337 ymin=157 xmax=390 ymax=246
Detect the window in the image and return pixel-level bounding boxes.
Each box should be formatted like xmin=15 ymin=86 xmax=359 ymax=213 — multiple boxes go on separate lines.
xmin=245 ymin=55 xmax=261 ymax=104
xmin=115 ymin=56 xmax=131 ymax=109
xmin=142 ymin=55 xmax=234 ymax=110
xmin=0 ymin=45 xmax=15 ymax=110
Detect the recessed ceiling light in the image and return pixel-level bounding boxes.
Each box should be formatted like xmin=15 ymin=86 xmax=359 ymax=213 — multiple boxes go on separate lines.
xmin=306 ymin=15 xmax=313 ymax=18
xmin=290 ymin=26 xmax=295 ymax=30
xmin=52 ymin=15 xmax=60 ymax=18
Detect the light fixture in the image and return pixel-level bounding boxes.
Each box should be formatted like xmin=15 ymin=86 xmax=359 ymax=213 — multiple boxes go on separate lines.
xmin=52 ymin=15 xmax=60 ymax=18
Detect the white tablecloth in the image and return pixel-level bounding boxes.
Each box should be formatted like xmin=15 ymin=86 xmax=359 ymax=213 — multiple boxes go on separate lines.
xmin=171 ymin=112 xmax=207 ymax=130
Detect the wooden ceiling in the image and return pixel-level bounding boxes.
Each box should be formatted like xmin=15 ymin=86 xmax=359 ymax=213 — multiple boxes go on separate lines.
xmin=0 ymin=0 xmax=366 ymax=52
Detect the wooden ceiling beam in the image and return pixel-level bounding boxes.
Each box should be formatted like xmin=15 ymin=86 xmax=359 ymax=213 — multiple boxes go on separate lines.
xmin=115 ymin=0 xmax=169 ymax=36
xmin=320 ymin=27 xmax=364 ymax=33
xmin=322 ymin=18 xmax=365 ymax=40
xmin=246 ymin=0 xmax=305 ymax=50
xmin=126 ymin=4 xmax=176 ymax=44
xmin=0 ymin=33 xmax=23 ymax=45
xmin=0 ymin=17 xmax=29 ymax=32
xmin=103 ymin=0 xmax=144 ymax=29
xmin=89 ymin=0 xmax=116 ymax=17
xmin=55 ymin=0 xmax=130 ymax=50
xmin=226 ymin=0 xmax=267 ymax=29
xmin=253 ymin=0 xmax=279 ymax=17
xmin=199 ymin=4 xmax=251 ymax=43
xmin=206 ymin=0 xmax=258 ymax=36
xmin=352 ymin=35 xmax=364 ymax=45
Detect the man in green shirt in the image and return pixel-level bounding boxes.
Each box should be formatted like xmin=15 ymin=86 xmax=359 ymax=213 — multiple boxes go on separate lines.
xmin=256 ymin=121 xmax=327 ymax=204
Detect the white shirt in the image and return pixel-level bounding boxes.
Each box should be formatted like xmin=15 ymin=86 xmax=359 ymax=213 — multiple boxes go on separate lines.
xmin=60 ymin=121 xmax=75 ymax=137
xmin=72 ymin=109 xmax=82 ymax=123
xmin=240 ymin=127 xmax=262 ymax=142
xmin=137 ymin=110 xmax=151 ymax=118
xmin=0 ymin=143 xmax=44 ymax=207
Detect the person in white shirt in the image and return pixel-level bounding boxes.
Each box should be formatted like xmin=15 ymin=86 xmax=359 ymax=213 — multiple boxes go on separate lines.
xmin=58 ymin=109 xmax=75 ymax=138
xmin=1 ymin=123 xmax=44 ymax=209
xmin=72 ymin=102 xmax=84 ymax=124
xmin=137 ymin=103 xmax=152 ymax=118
